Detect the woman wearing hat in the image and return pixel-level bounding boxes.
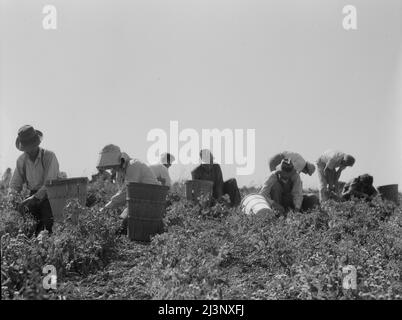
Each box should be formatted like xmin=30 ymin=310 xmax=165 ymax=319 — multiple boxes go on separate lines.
xmin=259 ymin=158 xmax=304 ymax=215
xmin=97 ymin=144 xmax=159 ymax=234
xmin=9 ymin=125 xmax=60 ymax=235
xmin=316 ymin=149 xmax=355 ymax=202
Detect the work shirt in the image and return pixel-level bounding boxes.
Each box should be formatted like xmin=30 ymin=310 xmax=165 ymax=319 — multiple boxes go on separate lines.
xmin=279 ymin=151 xmax=307 ymax=173
xmin=149 ymin=163 xmax=172 ymax=187
xmin=259 ymin=170 xmax=303 ymax=210
xmin=317 ymin=150 xmax=346 ymax=170
xmin=9 ymin=148 xmax=60 ymax=200
xmin=191 ymin=163 xmax=224 ymax=200
xmin=106 ymin=159 xmax=159 ymax=209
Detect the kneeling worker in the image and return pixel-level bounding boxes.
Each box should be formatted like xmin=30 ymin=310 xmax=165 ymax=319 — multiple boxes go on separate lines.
xmin=259 ymin=159 xmax=303 ymax=215
xmin=191 ymin=149 xmax=241 ymax=206
xmin=342 ymin=174 xmax=378 ymax=201
xmin=98 ymin=144 xmax=159 ymax=234
xmin=316 ymin=150 xmax=355 ymax=202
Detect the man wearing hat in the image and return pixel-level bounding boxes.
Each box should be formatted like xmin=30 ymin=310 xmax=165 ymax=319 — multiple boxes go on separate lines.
xmin=97 ymin=144 xmax=159 ymax=234
xmin=191 ymin=149 xmax=224 ymax=201
xmin=191 ymin=149 xmax=241 ymax=206
xmin=149 ymin=152 xmax=175 ymax=187
xmin=269 ymin=151 xmax=316 ymax=176
xmin=9 ymin=125 xmax=60 ymax=235
xmin=316 ymin=149 xmax=355 ymax=202
xmin=259 ymin=158 xmax=303 ymax=215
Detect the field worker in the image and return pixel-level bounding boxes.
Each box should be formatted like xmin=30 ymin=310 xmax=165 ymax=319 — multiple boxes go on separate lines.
xmin=316 ymin=150 xmax=355 ymax=202
xmin=97 ymin=144 xmax=159 ymax=234
xmin=191 ymin=149 xmax=241 ymax=206
xmin=259 ymin=159 xmax=303 ymax=215
xmin=1 ymin=168 xmax=12 ymax=191
xmin=191 ymin=149 xmax=224 ymax=200
xmin=269 ymin=151 xmax=315 ymax=176
xmin=342 ymin=174 xmax=378 ymax=202
xmin=149 ymin=152 xmax=175 ymax=187
xmin=9 ymin=125 xmax=60 ymax=235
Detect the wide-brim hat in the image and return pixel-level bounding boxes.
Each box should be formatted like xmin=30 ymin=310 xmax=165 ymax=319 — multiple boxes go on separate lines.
xmin=15 ymin=125 xmax=43 ymax=152
xmin=97 ymin=144 xmax=122 ymax=169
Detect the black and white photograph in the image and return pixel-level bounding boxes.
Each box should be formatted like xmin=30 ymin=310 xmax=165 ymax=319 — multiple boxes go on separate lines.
xmin=0 ymin=0 xmax=401 ymax=307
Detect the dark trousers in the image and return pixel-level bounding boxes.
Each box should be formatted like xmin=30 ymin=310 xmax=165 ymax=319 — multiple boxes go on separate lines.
xmin=223 ymin=178 xmax=241 ymax=207
xmin=27 ymin=191 xmax=54 ymax=236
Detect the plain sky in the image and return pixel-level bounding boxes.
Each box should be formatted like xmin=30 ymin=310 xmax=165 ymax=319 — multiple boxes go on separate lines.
xmin=1 ymin=0 xmax=401 ymax=188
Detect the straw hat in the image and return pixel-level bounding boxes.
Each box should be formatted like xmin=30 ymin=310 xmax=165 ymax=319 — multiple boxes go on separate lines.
xmin=15 ymin=125 xmax=43 ymax=152
xmin=97 ymin=144 xmax=122 ymax=169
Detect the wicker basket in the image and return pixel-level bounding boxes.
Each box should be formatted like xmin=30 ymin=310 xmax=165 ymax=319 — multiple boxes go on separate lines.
xmin=45 ymin=177 xmax=88 ymax=223
xmin=126 ymin=182 xmax=169 ymax=242
xmin=377 ymin=184 xmax=399 ymax=205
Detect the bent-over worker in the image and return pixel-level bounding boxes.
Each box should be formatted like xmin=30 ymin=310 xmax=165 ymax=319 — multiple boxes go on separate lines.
xmin=97 ymin=144 xmax=159 ymax=235
xmin=316 ymin=150 xmax=355 ymax=202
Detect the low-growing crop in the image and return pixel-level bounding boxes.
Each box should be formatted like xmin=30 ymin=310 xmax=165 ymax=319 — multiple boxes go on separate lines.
xmin=1 ymin=184 xmax=401 ymax=300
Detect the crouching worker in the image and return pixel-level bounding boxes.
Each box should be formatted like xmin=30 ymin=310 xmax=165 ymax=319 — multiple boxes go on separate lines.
xmin=191 ymin=149 xmax=241 ymax=207
xmin=98 ymin=144 xmax=159 ymax=235
xmin=316 ymin=150 xmax=355 ymax=202
xmin=342 ymin=174 xmax=378 ymax=201
xmin=8 ymin=125 xmax=60 ymax=236
xmin=259 ymin=159 xmax=303 ymax=216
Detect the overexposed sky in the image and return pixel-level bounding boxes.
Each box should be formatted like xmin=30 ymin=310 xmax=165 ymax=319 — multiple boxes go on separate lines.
xmin=1 ymin=0 xmax=401 ymax=188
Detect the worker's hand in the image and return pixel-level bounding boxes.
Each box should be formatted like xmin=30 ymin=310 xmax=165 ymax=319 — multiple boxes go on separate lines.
xmin=21 ymin=195 xmax=39 ymax=208
xmin=100 ymin=201 xmax=113 ymax=213
xmin=271 ymin=202 xmax=285 ymax=214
